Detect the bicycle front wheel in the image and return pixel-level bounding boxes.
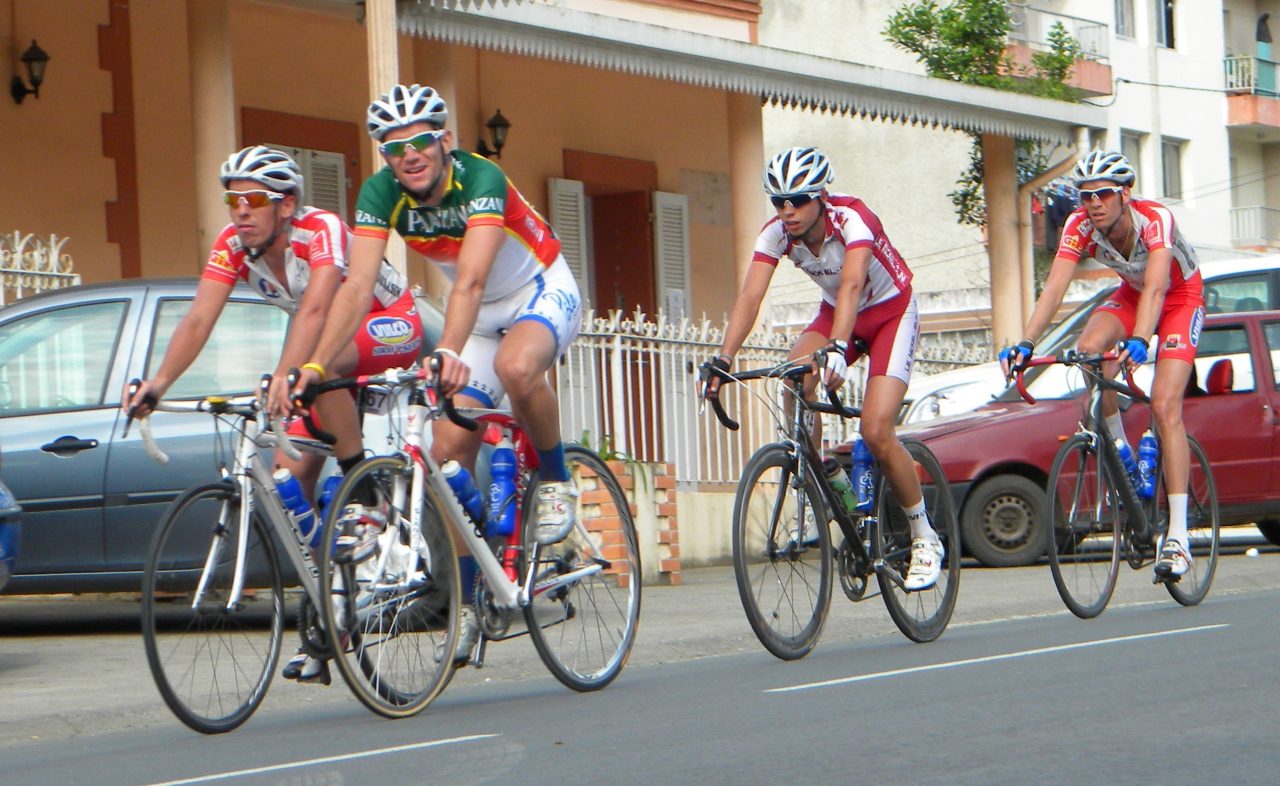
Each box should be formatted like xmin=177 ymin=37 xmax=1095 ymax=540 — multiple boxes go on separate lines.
xmin=142 ymin=482 xmax=283 ymax=734
xmin=320 ymin=455 xmax=460 ymax=718
xmin=1156 ymin=435 xmax=1220 ymax=606
xmin=732 ymin=444 xmax=832 ymax=660
xmin=1047 ymin=433 xmax=1121 ymax=618
xmin=874 ymin=439 xmax=960 ymax=643
xmin=523 ymin=446 xmax=642 ymax=691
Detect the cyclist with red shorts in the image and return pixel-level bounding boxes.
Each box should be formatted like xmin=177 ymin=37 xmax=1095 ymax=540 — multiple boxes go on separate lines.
xmin=125 ymin=146 xmax=424 ymax=681
xmin=999 ymin=150 xmax=1205 ymax=579
xmin=702 ymin=147 xmax=943 ymax=591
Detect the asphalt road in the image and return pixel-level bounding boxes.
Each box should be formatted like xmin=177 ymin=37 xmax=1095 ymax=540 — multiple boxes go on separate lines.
xmin=2 ymin=546 xmax=1277 ymax=785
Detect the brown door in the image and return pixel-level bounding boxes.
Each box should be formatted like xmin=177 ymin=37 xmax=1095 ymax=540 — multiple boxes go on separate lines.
xmin=591 ymin=191 xmax=655 ymax=315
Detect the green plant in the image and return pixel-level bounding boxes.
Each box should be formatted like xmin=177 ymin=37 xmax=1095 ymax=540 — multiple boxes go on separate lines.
xmin=578 ymin=430 xmax=650 ymax=491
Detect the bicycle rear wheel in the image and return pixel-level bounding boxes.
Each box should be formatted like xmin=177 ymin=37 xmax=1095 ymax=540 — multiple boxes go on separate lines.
xmin=1154 ymin=435 xmax=1220 ymax=606
xmin=320 ymin=455 xmax=460 ymax=718
xmin=874 ymin=439 xmax=960 ymax=643
xmin=142 ymin=482 xmax=283 ymax=734
xmin=523 ymin=446 xmax=642 ymax=691
xmin=732 ymin=444 xmax=832 ymax=660
xmin=1047 ymin=433 xmax=1121 ymax=618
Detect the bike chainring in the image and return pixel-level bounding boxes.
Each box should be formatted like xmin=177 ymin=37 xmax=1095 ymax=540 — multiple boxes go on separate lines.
xmin=296 ymin=594 xmax=336 ymax=660
xmin=474 ymin=575 xmax=512 ymax=638
xmin=836 ymin=537 xmax=870 ymax=601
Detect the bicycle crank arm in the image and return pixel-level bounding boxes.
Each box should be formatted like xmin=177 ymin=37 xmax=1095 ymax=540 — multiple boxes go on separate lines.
xmin=873 ymin=560 xmax=908 ymax=591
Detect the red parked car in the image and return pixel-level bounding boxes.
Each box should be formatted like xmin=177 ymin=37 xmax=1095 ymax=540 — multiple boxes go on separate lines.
xmin=889 ymin=309 xmax=1280 ymax=567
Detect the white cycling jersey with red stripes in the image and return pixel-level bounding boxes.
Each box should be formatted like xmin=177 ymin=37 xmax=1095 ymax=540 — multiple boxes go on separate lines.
xmin=1055 ymin=198 xmax=1200 ymax=290
xmin=751 ymin=193 xmax=912 ymax=310
xmin=202 ymin=206 xmax=409 ymax=313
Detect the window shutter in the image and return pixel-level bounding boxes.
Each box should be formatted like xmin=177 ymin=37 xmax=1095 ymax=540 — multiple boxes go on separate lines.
xmin=653 ymin=191 xmax=690 ymax=320
xmin=548 ymin=178 xmax=590 ymax=307
xmin=263 ymin=144 xmax=348 ymax=218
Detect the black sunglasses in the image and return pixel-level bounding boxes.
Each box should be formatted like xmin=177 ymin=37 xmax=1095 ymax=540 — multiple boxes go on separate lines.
xmin=770 ymin=193 xmax=817 ymax=210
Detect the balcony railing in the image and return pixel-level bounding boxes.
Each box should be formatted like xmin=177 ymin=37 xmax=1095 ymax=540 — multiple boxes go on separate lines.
xmin=1229 ymin=206 xmax=1280 ymax=247
xmin=1225 ymin=55 xmax=1280 ymax=97
xmin=1 ymin=232 xmax=80 ymax=306
xmin=1007 ymin=2 xmax=1109 ymax=61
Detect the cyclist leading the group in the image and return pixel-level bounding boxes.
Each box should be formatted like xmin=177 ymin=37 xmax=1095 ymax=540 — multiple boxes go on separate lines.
xmin=702 ymin=146 xmax=943 ymax=591
xmin=294 ymin=84 xmax=583 ymax=662
xmin=1000 ymin=150 xmax=1205 ymax=579
xmin=125 ymin=145 xmax=425 ymax=682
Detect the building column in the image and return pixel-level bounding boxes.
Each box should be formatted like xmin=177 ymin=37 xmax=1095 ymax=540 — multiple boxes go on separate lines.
xmin=982 ymin=133 xmax=1022 ymax=352
xmin=365 ymin=0 xmax=406 ymax=274
xmin=187 ymin=0 xmax=236 ymax=260
xmin=727 ymin=93 xmax=764 ymax=289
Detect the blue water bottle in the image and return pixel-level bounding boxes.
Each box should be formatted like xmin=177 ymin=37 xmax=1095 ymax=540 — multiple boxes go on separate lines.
xmin=850 ymin=434 xmax=876 ymax=513
xmin=1115 ymin=439 xmax=1140 ymax=492
xmin=274 ymin=467 xmax=321 ymax=549
xmin=1137 ymin=429 xmax=1158 ymax=499
xmin=442 ymin=461 xmax=486 ymax=525
xmin=487 ymin=436 xmax=518 ymax=537
xmin=317 ymin=472 xmax=343 ymax=522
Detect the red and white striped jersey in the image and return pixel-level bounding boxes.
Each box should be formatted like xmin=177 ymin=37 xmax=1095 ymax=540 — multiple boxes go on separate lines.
xmin=752 ymin=193 xmax=912 ymax=311
xmin=1056 ymin=198 xmax=1200 ymax=290
xmin=203 ymin=206 xmax=408 ymax=313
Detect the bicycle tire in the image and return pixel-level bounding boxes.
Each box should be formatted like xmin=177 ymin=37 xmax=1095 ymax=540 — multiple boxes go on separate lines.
xmin=142 ymin=482 xmax=283 ymax=734
xmin=319 ymin=455 xmax=460 ymax=718
xmin=1046 ymin=433 xmax=1121 ymax=618
xmin=873 ymin=438 xmax=960 ymax=643
xmin=732 ymin=444 xmax=832 ymax=660
xmin=1157 ymin=436 xmax=1220 ymax=606
xmin=523 ymin=446 xmax=642 ymax=691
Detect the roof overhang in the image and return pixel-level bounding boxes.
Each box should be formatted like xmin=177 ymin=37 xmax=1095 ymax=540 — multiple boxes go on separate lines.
xmin=399 ymin=0 xmax=1104 ymax=145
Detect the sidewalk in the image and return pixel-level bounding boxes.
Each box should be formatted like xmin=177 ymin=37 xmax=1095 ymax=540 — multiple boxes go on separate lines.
xmin=2 ymin=551 xmax=1276 ymax=746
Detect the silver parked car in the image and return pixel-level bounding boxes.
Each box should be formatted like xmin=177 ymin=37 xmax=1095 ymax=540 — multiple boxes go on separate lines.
xmin=0 ymin=278 xmax=441 ymax=593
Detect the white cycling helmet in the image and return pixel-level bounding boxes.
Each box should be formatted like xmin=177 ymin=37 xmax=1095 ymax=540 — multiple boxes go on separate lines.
xmin=219 ymin=146 xmax=304 ymax=195
xmin=763 ymin=147 xmax=834 ymax=197
xmin=1071 ymin=150 xmax=1136 ymax=187
xmin=367 ymin=83 xmax=449 ymax=141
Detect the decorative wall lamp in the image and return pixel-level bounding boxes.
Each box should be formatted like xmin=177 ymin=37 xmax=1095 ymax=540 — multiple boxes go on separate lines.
xmin=476 ymin=109 xmax=512 ymax=159
xmin=10 ymin=39 xmax=50 ymax=104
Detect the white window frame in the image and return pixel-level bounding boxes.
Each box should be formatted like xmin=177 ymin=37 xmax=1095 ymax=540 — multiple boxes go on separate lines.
xmin=1114 ymin=0 xmax=1135 ymax=39
xmin=1161 ymin=137 xmax=1184 ymax=200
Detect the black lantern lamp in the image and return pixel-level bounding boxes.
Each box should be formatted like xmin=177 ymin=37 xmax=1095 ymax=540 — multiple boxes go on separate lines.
xmin=477 ymin=108 xmax=512 ymax=159
xmin=10 ymin=39 xmax=50 ymax=104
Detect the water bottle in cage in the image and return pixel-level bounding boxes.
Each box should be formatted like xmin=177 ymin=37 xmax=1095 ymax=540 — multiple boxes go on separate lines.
xmin=274 ymin=468 xmax=320 ymax=549
xmin=442 ymin=461 xmax=486 ymax=526
xmin=850 ymin=434 xmax=876 ymax=513
xmin=1137 ymin=430 xmax=1158 ymax=499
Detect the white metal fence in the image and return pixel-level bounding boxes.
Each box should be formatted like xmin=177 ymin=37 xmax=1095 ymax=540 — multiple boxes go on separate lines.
xmin=1007 ymin=2 xmax=1109 ymax=62
xmin=1 ymin=232 xmax=80 ymax=306
xmin=1224 ymin=55 xmax=1278 ymax=96
xmin=556 ymin=308 xmax=876 ymax=488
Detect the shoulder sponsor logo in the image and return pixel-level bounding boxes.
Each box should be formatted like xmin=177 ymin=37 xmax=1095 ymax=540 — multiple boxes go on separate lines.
xmin=356 ymin=209 xmax=388 ymax=227
xmin=209 ymin=248 xmax=235 ymax=271
xmin=367 ymin=316 xmax=415 ymax=345
xmin=468 ymin=196 xmax=504 ymax=214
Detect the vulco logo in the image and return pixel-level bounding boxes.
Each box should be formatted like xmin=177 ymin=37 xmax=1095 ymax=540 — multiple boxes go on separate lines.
xmin=368 ymin=316 xmax=414 ymax=344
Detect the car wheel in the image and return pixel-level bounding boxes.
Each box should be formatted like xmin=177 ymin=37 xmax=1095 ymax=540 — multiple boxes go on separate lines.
xmin=1257 ymin=519 xmax=1280 ymax=547
xmin=960 ymin=474 xmax=1048 ymax=567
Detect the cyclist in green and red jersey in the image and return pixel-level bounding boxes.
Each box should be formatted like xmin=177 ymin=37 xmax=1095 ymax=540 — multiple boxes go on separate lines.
xmin=296 ymin=84 xmax=582 ymax=664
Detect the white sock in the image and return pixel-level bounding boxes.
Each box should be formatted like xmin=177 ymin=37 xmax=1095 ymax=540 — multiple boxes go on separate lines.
xmin=904 ymin=499 xmax=935 ymax=541
xmin=1106 ymin=411 xmax=1127 ymax=448
xmin=1166 ymin=493 xmax=1188 ymax=546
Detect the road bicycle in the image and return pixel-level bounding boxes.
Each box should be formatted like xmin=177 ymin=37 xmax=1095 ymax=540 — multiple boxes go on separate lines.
xmin=702 ymin=358 xmax=959 ymax=660
xmin=1011 ymin=350 xmax=1220 ymax=619
xmin=298 ymin=361 xmax=641 ymax=718
xmin=132 ymin=377 xmax=358 ymax=733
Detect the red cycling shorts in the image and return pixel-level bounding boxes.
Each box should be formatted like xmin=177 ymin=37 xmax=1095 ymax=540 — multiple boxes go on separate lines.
xmin=804 ymin=288 xmax=919 ymax=384
xmin=1094 ymin=277 xmax=1205 ymax=364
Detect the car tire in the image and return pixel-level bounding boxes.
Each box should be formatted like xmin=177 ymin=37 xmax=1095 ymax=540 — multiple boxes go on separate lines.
xmin=1257 ymin=519 xmax=1280 ymax=547
xmin=960 ymin=474 xmax=1048 ymax=568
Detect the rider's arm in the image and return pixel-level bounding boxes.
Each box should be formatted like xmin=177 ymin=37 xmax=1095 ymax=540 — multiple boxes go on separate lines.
xmin=305 ymin=233 xmax=384 ymax=373
xmin=717 ymin=260 xmax=777 ymax=360
xmin=1132 ymin=247 xmax=1173 ymax=343
xmin=1021 ymin=254 xmax=1078 ymax=342
xmin=138 ymin=277 xmax=234 ymax=398
xmin=827 ymin=246 xmax=870 ymax=342
xmin=430 ymin=223 xmax=503 ymax=395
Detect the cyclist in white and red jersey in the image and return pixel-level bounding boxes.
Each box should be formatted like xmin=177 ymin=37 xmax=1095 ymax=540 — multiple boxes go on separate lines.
xmin=1000 ymin=150 xmax=1205 ymax=580
xmin=702 ymin=147 xmax=944 ymax=591
xmin=125 ymin=146 xmax=424 ymax=681
xmin=295 ymin=85 xmax=583 ymax=664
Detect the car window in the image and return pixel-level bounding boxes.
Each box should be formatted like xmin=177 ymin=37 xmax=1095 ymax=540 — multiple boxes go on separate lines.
xmin=1204 ymin=272 xmax=1270 ymax=314
xmin=148 ymin=298 xmax=290 ymax=398
xmin=1194 ymin=325 xmax=1254 ymax=392
xmin=1036 ymin=286 xmax=1116 ymax=352
xmin=0 ymin=300 xmax=128 ymax=414
xmin=1264 ymin=322 xmax=1280 ymax=389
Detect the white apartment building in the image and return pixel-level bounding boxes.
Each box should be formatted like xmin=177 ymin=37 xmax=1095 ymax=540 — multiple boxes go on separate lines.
xmin=760 ymin=0 xmax=1267 ymax=356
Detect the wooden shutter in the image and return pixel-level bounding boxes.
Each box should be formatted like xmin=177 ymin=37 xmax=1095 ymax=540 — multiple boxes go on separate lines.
xmin=653 ymin=191 xmax=690 ymax=320
xmin=548 ymin=177 xmax=590 ymax=307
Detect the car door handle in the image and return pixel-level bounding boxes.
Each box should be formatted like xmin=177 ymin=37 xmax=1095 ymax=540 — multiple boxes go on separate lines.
xmin=41 ymin=436 xmax=100 ymax=455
